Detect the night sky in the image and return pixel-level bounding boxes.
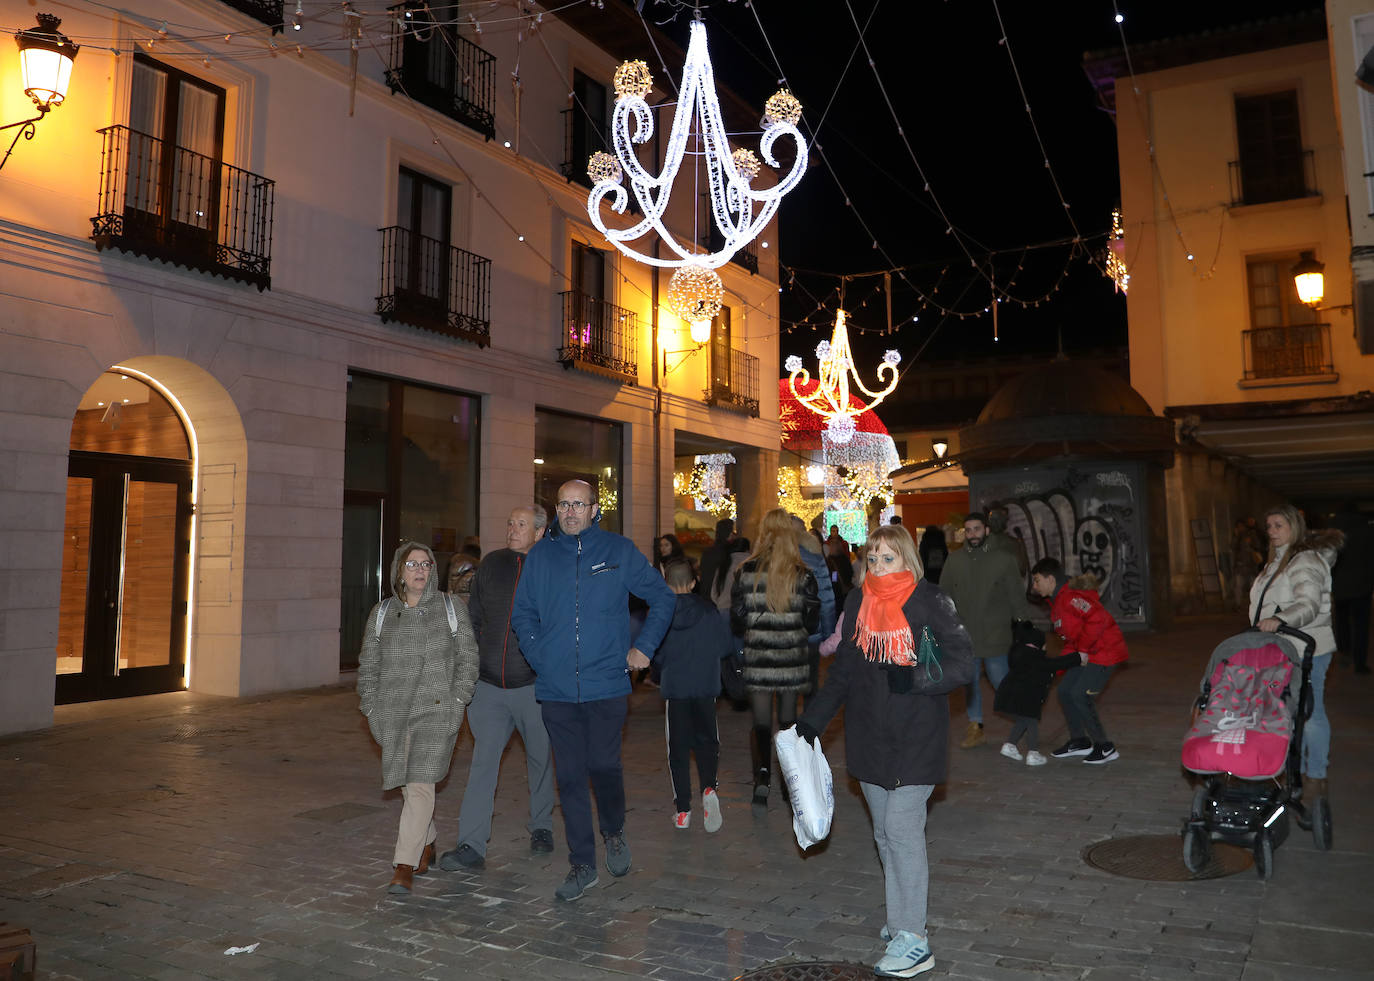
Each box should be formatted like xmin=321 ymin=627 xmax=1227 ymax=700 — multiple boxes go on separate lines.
xmin=643 ymin=0 xmax=1325 ymax=367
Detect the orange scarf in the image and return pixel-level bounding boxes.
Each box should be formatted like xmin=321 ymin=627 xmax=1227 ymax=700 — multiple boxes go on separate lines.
xmin=855 ymin=570 xmax=917 ymax=666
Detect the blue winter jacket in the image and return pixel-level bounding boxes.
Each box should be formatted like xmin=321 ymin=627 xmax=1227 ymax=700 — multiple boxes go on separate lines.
xmin=511 ymin=517 xmax=675 ymax=703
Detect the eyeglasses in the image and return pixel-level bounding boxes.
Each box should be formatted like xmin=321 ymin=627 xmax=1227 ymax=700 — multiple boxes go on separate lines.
xmin=404 ymin=560 xmax=435 ymax=571
xmin=556 ymin=500 xmax=591 ymax=513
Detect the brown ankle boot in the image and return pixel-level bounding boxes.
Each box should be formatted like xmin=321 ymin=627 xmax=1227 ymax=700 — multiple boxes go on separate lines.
xmin=388 ymin=864 xmax=414 ymax=895
xmin=416 ymin=842 xmax=435 ymax=876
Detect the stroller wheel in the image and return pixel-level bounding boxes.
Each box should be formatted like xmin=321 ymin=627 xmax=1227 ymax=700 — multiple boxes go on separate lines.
xmin=1190 ymin=785 xmax=1210 ymax=821
xmin=1311 ymin=796 xmax=1333 ymax=851
xmin=1183 ymin=826 xmax=1211 ymax=874
xmin=1253 ymin=831 xmax=1274 ymax=881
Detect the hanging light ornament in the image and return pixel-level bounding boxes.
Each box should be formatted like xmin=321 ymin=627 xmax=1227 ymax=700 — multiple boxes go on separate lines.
xmin=731 ymin=147 xmax=761 ymax=180
xmin=668 ymin=264 xmax=724 ymax=343
xmin=785 ymin=309 xmax=900 ymax=444
xmin=1105 ymin=207 xmax=1129 ymax=294
xmin=587 ymin=150 xmax=622 ymax=185
xmin=586 ymin=18 xmax=808 ymax=270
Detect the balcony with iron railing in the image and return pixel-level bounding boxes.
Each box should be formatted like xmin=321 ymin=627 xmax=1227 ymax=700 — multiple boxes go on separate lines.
xmin=376 ymin=226 xmax=491 ymax=347
xmin=385 ymin=4 xmax=495 ymax=140
xmin=90 ymin=125 xmax=275 ymax=291
xmin=558 ymin=292 xmax=639 ymax=384
xmin=1242 ymin=323 xmax=1334 ymax=382
xmin=1228 ymin=149 xmax=1317 ymax=207
xmin=218 ymin=0 xmax=284 ymax=31
xmin=704 ymin=342 xmax=760 ymax=417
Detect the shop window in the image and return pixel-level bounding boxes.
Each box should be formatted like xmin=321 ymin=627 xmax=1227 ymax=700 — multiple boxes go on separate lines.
xmin=534 ymin=409 xmax=623 ymax=534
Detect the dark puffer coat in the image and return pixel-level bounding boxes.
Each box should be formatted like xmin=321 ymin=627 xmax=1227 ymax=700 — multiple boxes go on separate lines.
xmin=730 ymin=559 xmax=820 ymax=693
xmin=993 ymin=643 xmax=1080 ymax=720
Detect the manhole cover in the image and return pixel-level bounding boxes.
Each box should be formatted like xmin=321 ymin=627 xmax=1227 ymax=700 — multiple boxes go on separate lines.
xmin=735 ymin=963 xmax=868 ymax=981
xmin=70 ymin=787 xmax=175 ymax=810
xmin=1083 ymin=834 xmax=1252 ymax=880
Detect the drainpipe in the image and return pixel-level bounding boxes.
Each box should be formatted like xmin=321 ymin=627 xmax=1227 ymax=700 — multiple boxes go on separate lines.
xmin=651 ymin=100 xmax=664 ymax=543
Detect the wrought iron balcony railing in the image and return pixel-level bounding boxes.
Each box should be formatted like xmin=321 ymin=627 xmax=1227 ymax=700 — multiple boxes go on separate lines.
xmin=558 ymin=291 xmax=639 ymax=383
xmin=704 ymin=342 xmax=760 ymax=417
xmin=376 ymin=226 xmax=491 ymax=347
xmin=91 ymin=125 xmax=274 ymax=291
xmin=385 ymin=4 xmax=495 ymax=140
xmin=1243 ymin=323 xmax=1333 ymax=380
xmin=1229 ymin=148 xmax=1316 ymax=207
xmin=218 ymin=0 xmax=284 ymax=31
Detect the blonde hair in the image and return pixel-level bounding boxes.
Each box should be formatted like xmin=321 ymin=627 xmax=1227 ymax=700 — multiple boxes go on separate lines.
xmin=1264 ymin=504 xmax=1306 ymax=573
xmin=864 ymin=524 xmax=924 ymax=581
xmin=748 ymin=508 xmax=807 ymax=614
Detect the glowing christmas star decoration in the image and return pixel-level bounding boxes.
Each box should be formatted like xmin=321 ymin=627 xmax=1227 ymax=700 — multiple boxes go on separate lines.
xmin=587 ymin=18 xmax=808 ymax=270
xmin=786 ymin=309 xmax=900 ymax=444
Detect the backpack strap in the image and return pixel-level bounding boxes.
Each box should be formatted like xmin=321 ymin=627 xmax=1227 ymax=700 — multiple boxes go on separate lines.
xmin=442 ymin=592 xmax=458 ymax=638
xmin=374 ymin=597 xmax=391 ymax=640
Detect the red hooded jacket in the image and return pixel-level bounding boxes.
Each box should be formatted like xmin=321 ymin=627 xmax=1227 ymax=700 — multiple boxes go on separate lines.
xmin=1049 ymin=585 xmax=1128 ymax=666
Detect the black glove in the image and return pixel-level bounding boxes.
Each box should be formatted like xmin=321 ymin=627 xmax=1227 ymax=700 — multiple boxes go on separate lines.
xmin=794 ymin=719 xmax=821 ymax=746
xmin=885 ymin=664 xmax=916 ymax=694
xmin=1011 ymin=619 xmax=1044 ymax=648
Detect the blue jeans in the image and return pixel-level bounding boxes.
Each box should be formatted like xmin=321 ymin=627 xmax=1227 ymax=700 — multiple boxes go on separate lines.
xmin=541 ymin=697 xmax=628 ymax=868
xmin=965 ymin=655 xmax=1009 ymax=725
xmin=1303 ymin=653 xmax=1332 ymax=779
xmin=860 ymin=782 xmax=934 ymax=938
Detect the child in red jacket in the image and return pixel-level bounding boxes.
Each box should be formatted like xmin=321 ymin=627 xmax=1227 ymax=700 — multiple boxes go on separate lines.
xmin=1030 ymin=557 xmax=1129 ymax=764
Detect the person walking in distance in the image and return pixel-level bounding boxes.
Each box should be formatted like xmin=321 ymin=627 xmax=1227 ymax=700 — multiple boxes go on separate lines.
xmin=439 ymin=505 xmax=556 ymax=873
xmin=940 ymin=512 xmax=1036 ymax=749
xmin=511 ymin=479 xmax=675 ymax=902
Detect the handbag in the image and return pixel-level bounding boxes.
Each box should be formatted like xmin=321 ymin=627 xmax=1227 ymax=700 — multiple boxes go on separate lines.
xmin=916 ymin=625 xmax=943 ymax=684
xmin=720 ymin=651 xmax=747 ymax=701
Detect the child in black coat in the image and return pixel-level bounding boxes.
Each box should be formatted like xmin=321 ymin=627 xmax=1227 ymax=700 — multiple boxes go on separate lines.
xmin=993 ymin=621 xmax=1084 ymax=766
xmin=651 ymin=560 xmax=734 ymax=832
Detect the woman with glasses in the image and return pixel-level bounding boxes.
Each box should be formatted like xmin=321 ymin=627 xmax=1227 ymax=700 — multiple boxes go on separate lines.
xmin=796 ymin=524 xmax=974 ymax=978
xmin=730 ymin=508 xmax=821 ymax=804
xmin=358 ymin=540 xmax=479 ymax=895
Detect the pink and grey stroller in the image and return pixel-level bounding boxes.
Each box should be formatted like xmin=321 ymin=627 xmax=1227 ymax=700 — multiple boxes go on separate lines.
xmin=1180 ymin=626 xmax=1332 ymax=879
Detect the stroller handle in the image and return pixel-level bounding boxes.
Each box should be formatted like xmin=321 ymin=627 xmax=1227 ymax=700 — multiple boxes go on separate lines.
xmin=1274 ymin=624 xmax=1317 ymax=657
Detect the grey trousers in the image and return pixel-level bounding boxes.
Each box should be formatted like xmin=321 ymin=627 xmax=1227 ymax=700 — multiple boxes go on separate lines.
xmin=456 ymin=681 xmax=554 ymax=856
xmin=860 ymin=782 xmax=934 ymax=938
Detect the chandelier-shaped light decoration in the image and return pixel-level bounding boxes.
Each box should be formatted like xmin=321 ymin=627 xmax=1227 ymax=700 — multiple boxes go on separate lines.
xmin=689 ymin=453 xmax=737 ymax=520
xmin=1105 ymin=207 xmax=1129 ymax=295
xmin=586 ymin=18 xmax=808 ymax=270
xmin=786 ymin=309 xmax=901 ymax=444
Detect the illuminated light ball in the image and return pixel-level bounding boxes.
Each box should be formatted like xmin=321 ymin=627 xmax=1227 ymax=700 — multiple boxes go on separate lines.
xmin=613 ymin=59 xmax=653 ymax=99
xmin=763 ymin=89 xmax=802 ymax=127
xmin=784 ymin=354 xmax=803 ymax=374
xmin=826 ymin=414 xmax=857 ymax=444
xmin=587 ymin=150 xmax=622 ymax=185
xmin=816 ymin=339 xmax=831 ymax=361
xmin=804 ymin=464 xmax=825 ymax=485
xmin=882 ymin=349 xmax=901 ymax=365
xmin=731 ymin=147 xmax=761 ymax=180
xmin=667 ymin=264 xmax=724 ymax=327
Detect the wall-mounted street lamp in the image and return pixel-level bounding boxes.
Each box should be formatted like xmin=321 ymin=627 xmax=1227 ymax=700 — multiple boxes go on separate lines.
xmin=1291 ymin=250 xmax=1355 ymax=314
xmin=1 ymin=14 xmax=79 ymax=172
xmin=931 ymin=436 xmax=949 ymax=460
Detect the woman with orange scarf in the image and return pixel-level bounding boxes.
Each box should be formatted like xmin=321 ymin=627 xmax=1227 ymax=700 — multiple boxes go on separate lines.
xmin=796 ymin=524 xmax=974 ymax=979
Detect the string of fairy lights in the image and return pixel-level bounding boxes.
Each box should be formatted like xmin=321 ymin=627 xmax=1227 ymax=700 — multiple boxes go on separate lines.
xmin=22 ymin=0 xmax=1135 ymax=343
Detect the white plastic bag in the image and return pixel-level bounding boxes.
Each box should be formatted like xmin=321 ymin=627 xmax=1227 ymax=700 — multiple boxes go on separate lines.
xmin=774 ymin=725 xmax=834 ymax=849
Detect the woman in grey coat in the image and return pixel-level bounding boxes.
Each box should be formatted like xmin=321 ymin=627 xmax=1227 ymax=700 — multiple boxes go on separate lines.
xmin=358 ymin=541 xmax=479 ymax=895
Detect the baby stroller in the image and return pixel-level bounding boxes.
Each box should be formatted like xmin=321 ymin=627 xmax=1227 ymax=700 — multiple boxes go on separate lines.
xmin=1180 ymin=625 xmax=1332 ymax=880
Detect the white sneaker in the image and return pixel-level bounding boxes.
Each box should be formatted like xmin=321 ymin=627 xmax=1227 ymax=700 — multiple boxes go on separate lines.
xmin=1025 ymin=750 xmax=1047 ymax=766
xmin=999 ymin=742 xmax=1023 ymax=761
xmin=702 ymin=788 xmax=722 ymax=833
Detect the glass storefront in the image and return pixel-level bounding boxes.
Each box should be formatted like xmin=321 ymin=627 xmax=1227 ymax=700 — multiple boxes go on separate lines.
xmin=534 ymin=409 xmax=623 ymax=534
xmin=341 ymin=372 xmax=479 ymax=665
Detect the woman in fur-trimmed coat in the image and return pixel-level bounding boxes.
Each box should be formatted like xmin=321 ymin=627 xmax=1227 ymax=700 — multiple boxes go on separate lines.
xmin=358 ymin=540 xmax=479 ymax=895
xmin=1249 ymin=505 xmax=1344 ymax=798
xmin=731 ymin=508 xmax=820 ymax=803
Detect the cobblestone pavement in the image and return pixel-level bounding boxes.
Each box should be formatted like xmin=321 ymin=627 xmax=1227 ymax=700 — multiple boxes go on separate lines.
xmin=3 ymin=615 xmax=1372 ymax=980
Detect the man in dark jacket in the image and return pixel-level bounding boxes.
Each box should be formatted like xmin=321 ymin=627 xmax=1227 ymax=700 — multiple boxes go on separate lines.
xmin=511 ymin=479 xmax=675 ymax=902
xmin=1330 ymin=507 xmax=1373 ymax=674
xmin=439 ymin=505 xmax=554 ymax=873
xmin=697 ymin=518 xmax=735 ymax=600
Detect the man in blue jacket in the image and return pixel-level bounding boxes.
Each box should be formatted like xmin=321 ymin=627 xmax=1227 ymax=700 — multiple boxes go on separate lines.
xmin=511 ymin=478 xmax=675 ymax=902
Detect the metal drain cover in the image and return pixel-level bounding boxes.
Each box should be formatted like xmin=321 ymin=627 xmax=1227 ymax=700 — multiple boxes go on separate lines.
xmin=1083 ymin=834 xmax=1252 ymax=880
xmin=735 ymin=963 xmax=869 ymax=981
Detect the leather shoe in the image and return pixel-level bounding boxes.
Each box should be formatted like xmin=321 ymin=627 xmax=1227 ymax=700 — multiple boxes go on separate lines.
xmin=388 ymin=864 xmax=414 ymax=895
xmin=415 ymin=842 xmax=435 ymax=876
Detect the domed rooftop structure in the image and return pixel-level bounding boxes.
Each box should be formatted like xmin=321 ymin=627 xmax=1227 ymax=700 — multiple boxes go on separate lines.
xmin=958 ymin=358 xmax=1175 ymax=469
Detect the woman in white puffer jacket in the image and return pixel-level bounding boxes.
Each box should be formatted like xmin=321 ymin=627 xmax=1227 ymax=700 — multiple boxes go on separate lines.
xmin=1249 ymin=504 xmax=1344 ymax=797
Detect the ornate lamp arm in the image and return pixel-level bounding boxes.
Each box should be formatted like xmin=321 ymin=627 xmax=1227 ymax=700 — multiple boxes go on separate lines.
xmin=0 ymin=107 xmax=48 ymax=173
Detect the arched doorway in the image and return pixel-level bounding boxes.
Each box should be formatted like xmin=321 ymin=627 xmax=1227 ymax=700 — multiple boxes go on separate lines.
xmin=57 ymin=371 xmax=194 ymax=702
